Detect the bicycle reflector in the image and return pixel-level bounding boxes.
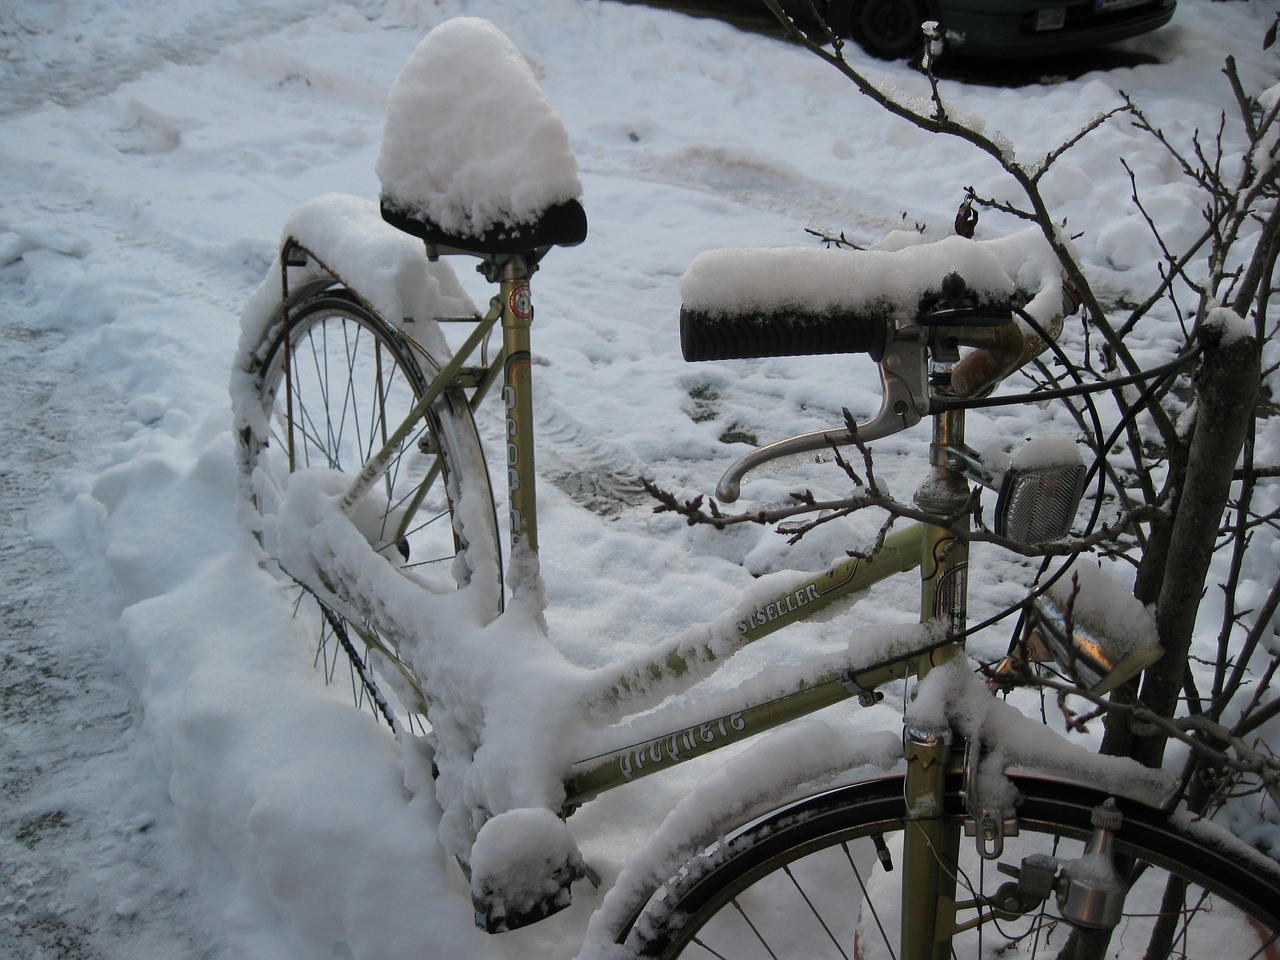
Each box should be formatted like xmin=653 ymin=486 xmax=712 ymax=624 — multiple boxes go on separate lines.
xmin=994 ymin=439 xmax=1087 ymax=545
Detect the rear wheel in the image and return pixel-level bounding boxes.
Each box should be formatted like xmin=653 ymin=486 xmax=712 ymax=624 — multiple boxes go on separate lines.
xmin=242 ymin=277 xmax=502 ymax=724
xmin=626 ymin=775 xmax=1280 ymax=959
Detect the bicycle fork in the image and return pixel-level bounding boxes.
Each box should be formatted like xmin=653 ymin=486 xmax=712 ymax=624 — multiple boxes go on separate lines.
xmin=900 ymin=403 xmax=970 ymax=960
xmin=896 ymin=406 xmax=1133 ymax=959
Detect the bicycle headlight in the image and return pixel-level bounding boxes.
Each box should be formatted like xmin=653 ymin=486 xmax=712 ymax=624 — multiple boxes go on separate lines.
xmin=1031 ymin=589 xmax=1164 ymax=695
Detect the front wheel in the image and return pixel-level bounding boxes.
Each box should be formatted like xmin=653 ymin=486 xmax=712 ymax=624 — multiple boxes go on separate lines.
xmin=625 ymin=774 xmax=1280 ymax=959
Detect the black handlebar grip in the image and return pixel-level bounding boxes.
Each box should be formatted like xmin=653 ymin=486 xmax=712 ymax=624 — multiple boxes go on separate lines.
xmin=680 ymin=306 xmax=889 ymax=363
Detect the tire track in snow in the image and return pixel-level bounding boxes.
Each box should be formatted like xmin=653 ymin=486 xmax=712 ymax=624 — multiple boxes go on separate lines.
xmin=0 ymin=57 xmax=254 ymax=959
xmin=0 ymin=0 xmax=337 ymax=118
xmin=1 ymin=157 xmax=262 ymax=319
xmin=0 ymin=285 xmax=223 ymax=960
xmin=574 ymin=139 xmax=906 ymax=248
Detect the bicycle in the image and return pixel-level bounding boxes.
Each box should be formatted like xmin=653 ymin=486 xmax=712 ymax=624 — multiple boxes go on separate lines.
xmin=230 ymin=16 xmax=1280 ymax=960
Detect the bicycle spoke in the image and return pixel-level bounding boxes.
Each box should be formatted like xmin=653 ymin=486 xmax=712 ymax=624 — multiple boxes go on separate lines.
xmin=339 ymin=319 xmax=367 ymax=464
xmin=781 ymin=865 xmax=848 ymax=960
xmin=687 ymin=936 xmax=732 ymax=960
xmin=310 ymin=323 xmax=340 ymax=461
xmin=289 ymin=336 xmax=343 ymax=467
xmin=328 ymin=319 xmax=355 ymax=462
xmin=387 ymin=468 xmax=434 ymax=519
xmin=314 ymin=600 xmax=340 ymax=682
xmin=247 ymin=288 xmax=502 ymax=730
xmin=399 ymin=508 xmax=452 ymax=539
xmin=841 ymin=840 xmax=894 ymax=960
xmin=633 ymin=778 xmax=1280 ymax=960
xmin=730 ymin=898 xmax=779 ymax=959
xmin=279 ymin=392 xmax=332 ymax=467
xmin=399 ymin=556 xmax=456 ymax=571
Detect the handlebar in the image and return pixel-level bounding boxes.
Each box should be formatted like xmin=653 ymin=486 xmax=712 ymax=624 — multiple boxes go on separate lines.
xmin=677 ymin=236 xmax=1073 ymax=502
xmin=679 ymin=270 xmax=1018 ymax=365
xmin=679 ymin=305 xmax=890 ymax=362
xmin=698 ymin=305 xmax=1031 ymax=503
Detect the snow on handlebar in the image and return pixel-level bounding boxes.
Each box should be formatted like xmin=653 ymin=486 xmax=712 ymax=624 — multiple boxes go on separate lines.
xmin=678 ymin=229 xmax=1073 ymax=501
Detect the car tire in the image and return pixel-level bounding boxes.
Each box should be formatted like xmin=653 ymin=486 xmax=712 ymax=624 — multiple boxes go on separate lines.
xmin=845 ymin=0 xmax=928 ymax=60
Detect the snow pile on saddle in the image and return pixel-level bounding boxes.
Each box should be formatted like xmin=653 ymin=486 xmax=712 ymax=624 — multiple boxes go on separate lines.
xmin=376 ymin=18 xmax=583 ymax=237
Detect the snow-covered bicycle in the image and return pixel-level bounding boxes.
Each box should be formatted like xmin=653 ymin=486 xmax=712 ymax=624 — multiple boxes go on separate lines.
xmin=231 ymin=17 xmax=1280 ymax=960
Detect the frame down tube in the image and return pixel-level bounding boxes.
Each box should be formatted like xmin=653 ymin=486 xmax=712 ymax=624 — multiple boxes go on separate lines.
xmin=561 ymin=524 xmax=926 ymax=809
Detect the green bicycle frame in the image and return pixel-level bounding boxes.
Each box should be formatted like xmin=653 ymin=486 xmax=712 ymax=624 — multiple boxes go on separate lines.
xmin=335 ymin=252 xmax=976 ymax=959
xmin=562 ymin=524 xmax=925 ymax=808
xmin=332 ymin=253 xmax=541 ymax=554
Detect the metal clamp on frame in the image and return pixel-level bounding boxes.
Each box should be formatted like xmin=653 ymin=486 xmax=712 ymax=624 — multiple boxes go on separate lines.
xmin=962 ymin=737 xmax=1018 ymax=860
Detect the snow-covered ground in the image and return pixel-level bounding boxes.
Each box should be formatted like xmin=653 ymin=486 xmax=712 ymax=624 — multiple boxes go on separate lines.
xmin=2 ymin=1 xmax=1278 ymax=958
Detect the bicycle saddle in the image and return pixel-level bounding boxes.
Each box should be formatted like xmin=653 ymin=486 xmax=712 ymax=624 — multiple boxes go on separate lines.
xmin=381 ymin=196 xmax=587 ymax=257
xmin=376 ymin=18 xmax=587 ymax=260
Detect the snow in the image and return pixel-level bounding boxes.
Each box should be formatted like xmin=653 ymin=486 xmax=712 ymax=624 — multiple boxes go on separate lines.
xmin=679 ymin=231 xmax=1028 ymax=320
xmin=471 ymin=807 xmax=584 ymax=930
xmin=578 ymin=720 xmax=904 ymax=959
xmin=905 ymin=657 xmax=1174 ymax=817
xmin=1009 ymin=433 xmax=1081 ymax=470
xmin=231 ymin=193 xmax=475 ymax=440
xmin=1203 ymin=304 xmax=1254 ymax=345
xmin=3 ymin=1 xmax=1279 ymax=959
xmin=377 ymin=17 xmax=583 ymax=236
xmin=1049 ymin=558 xmax=1159 ymax=659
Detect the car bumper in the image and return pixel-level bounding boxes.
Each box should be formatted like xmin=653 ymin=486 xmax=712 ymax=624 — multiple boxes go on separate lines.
xmin=942 ymin=0 xmax=1176 ymax=58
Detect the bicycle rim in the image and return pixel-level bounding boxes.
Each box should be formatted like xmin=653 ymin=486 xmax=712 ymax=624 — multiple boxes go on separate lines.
xmin=628 ymin=774 xmax=1280 ymax=960
xmin=244 ymin=281 xmax=502 ymax=723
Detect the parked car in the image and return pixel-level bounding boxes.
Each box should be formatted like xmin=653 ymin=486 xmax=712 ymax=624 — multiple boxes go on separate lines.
xmin=786 ymin=0 xmax=1176 ymax=60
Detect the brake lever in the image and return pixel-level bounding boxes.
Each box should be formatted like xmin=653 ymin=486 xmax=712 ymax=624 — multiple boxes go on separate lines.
xmin=715 ymin=334 xmax=931 ymax=503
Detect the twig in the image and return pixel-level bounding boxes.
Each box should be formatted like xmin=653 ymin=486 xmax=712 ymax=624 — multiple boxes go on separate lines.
xmin=986 ymin=659 xmax=1280 ymax=810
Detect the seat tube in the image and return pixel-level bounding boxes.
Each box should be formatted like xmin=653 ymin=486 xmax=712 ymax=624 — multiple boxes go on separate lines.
xmin=499 ymin=257 xmax=539 ymax=556
xmin=900 ymin=404 xmax=969 ymax=960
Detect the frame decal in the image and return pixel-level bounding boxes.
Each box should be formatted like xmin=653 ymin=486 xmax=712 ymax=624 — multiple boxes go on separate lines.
xmin=737 ymin=584 xmax=823 ymax=635
xmin=509 ymin=282 xmax=533 ymax=320
xmin=618 ymin=713 xmax=747 ymax=780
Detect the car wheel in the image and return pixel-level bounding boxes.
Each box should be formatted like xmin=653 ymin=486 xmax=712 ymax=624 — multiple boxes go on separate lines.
xmin=848 ymin=0 xmax=927 ymax=60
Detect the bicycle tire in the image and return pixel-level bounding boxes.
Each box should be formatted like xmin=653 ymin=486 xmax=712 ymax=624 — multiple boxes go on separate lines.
xmin=626 ymin=773 xmax=1280 ymax=959
xmin=241 ymin=277 xmax=502 ymax=722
